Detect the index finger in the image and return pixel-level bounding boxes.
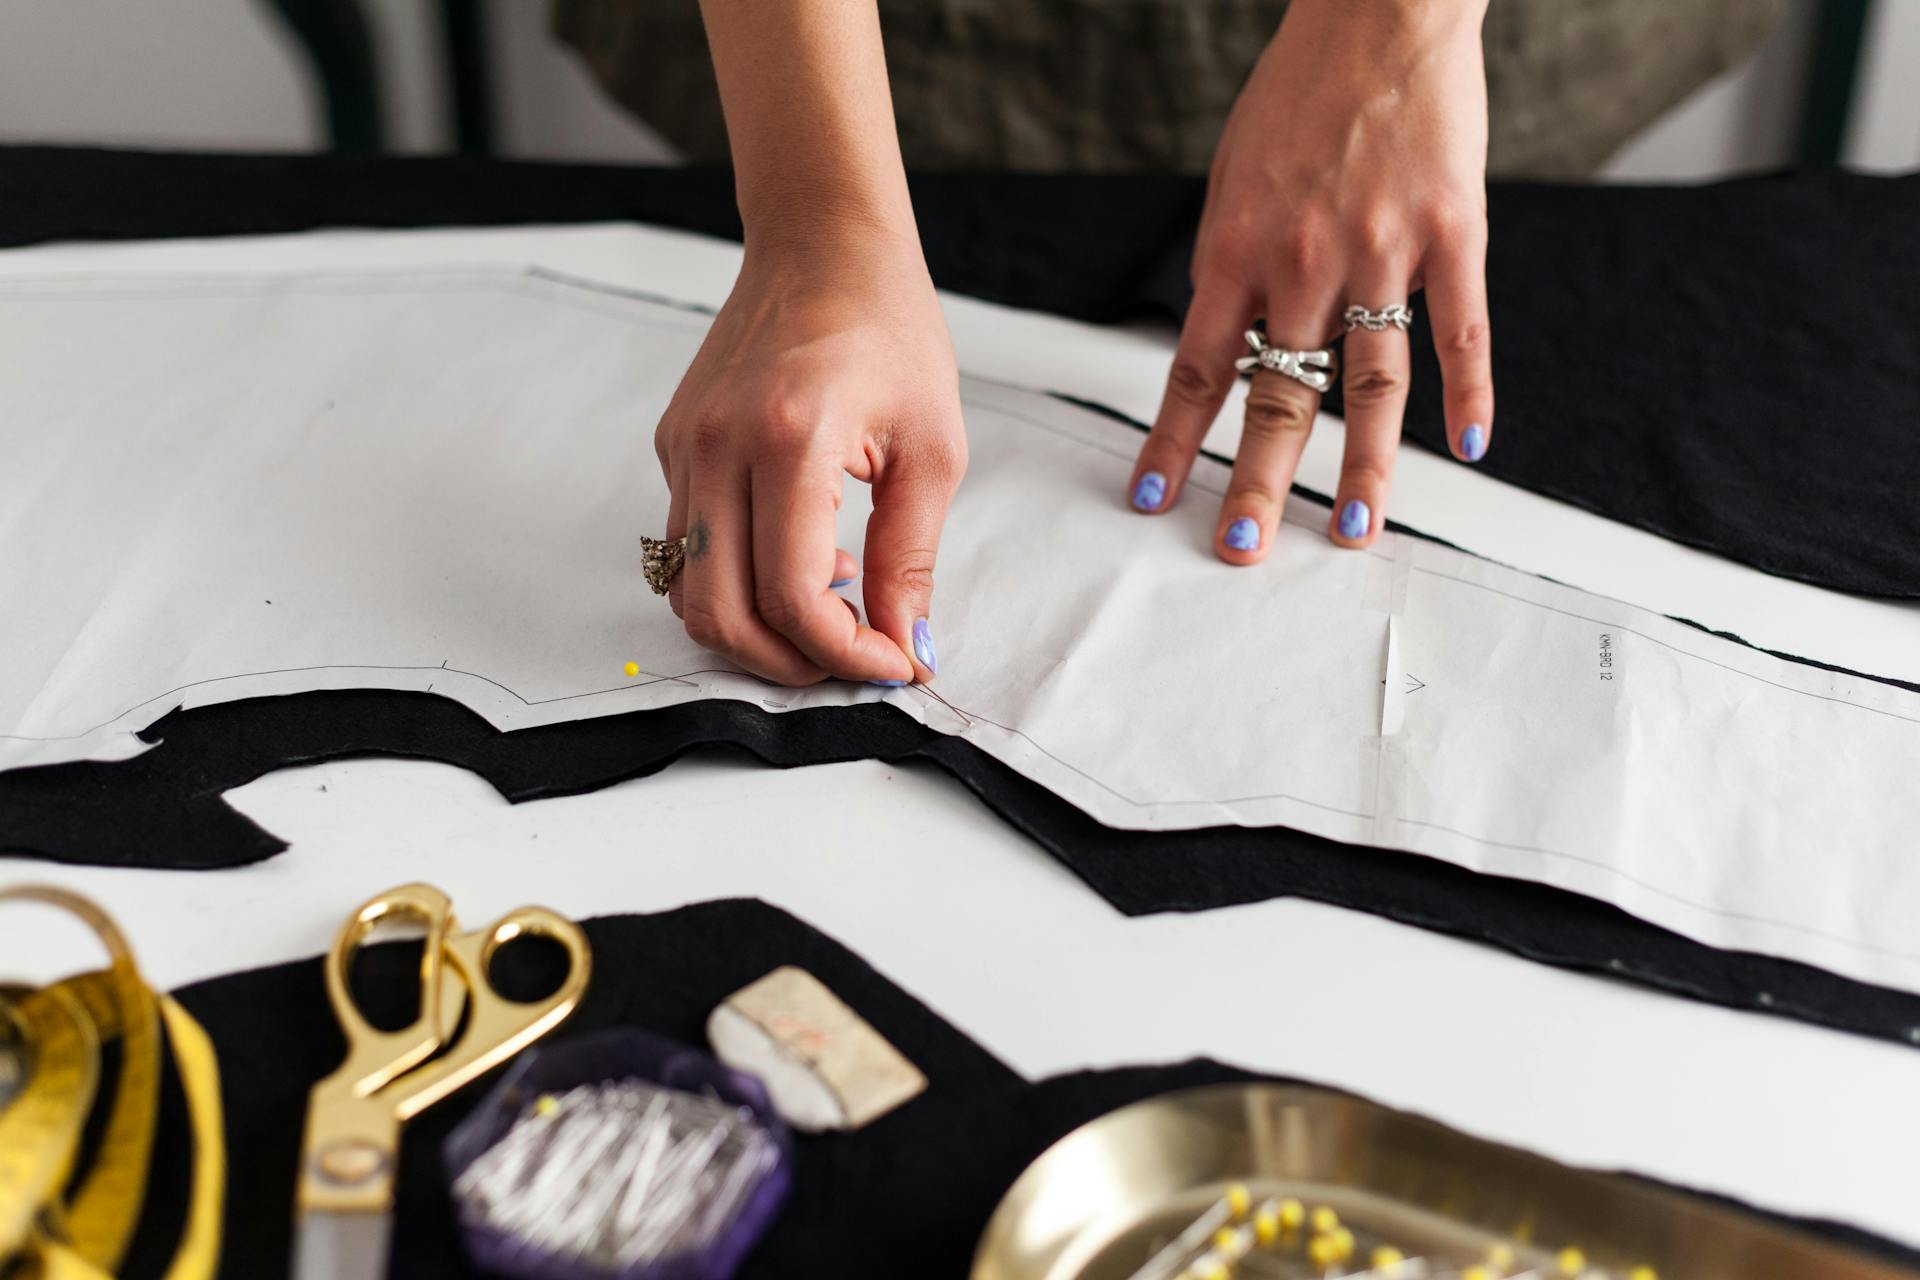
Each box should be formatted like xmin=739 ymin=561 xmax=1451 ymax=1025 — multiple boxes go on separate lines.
xmin=750 ymin=456 xmax=914 ymax=683
xmin=1126 ymin=276 xmax=1256 ymax=515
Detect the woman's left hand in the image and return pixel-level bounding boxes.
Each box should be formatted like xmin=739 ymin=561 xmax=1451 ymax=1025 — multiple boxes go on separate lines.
xmin=1126 ymin=0 xmax=1495 ymax=560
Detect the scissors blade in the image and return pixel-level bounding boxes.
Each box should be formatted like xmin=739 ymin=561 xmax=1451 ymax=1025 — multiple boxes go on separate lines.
xmin=291 ymin=1208 xmax=392 ymax=1280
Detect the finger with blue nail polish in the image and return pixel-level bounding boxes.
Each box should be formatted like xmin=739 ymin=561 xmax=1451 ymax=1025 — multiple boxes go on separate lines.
xmin=1217 ymin=339 xmax=1321 ymax=565
xmin=1337 ymin=499 xmax=1371 ymax=541
xmin=1129 ymin=276 xmax=1253 ymax=521
xmin=1335 ymin=264 xmax=1410 ymax=549
xmin=1131 ymin=470 xmax=1168 ymax=513
xmin=1223 ymin=516 xmax=1261 ymax=553
xmin=912 ymin=617 xmax=938 ymax=675
xmin=1459 ymin=422 xmax=1488 ymax=463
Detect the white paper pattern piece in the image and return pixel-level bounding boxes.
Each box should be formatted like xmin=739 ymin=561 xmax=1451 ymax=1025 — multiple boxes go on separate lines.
xmin=4 ymin=267 xmax=1919 ymax=993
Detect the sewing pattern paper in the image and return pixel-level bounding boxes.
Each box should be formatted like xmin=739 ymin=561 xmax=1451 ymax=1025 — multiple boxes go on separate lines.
xmin=4 ymin=265 xmax=1919 ymax=993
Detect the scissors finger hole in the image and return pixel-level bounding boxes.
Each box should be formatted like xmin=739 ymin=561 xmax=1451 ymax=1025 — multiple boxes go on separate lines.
xmin=485 ymin=930 xmax=574 ymax=1004
xmin=347 ymin=915 xmax=435 ymax=1032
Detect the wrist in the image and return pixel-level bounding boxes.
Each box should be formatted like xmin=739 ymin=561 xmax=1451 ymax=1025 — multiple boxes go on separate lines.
xmin=739 ymin=186 xmax=925 ymax=277
xmin=1289 ymin=0 xmax=1486 ymax=44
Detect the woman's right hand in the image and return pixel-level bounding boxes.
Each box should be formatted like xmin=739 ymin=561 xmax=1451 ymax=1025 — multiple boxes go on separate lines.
xmin=654 ymin=223 xmax=966 ymax=686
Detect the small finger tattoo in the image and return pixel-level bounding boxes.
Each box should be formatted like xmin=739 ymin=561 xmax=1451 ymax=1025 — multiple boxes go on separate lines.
xmin=688 ymin=515 xmax=711 ymax=563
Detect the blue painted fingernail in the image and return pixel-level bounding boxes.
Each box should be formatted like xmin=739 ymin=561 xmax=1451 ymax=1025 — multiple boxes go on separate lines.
xmin=1131 ymin=471 xmax=1167 ymax=512
xmin=912 ymin=618 xmax=938 ymax=674
xmin=1461 ymin=423 xmax=1488 ymax=462
xmin=1224 ymin=517 xmax=1260 ymax=552
xmin=829 ymin=576 xmax=854 ymax=588
xmin=1338 ymin=499 xmax=1371 ymax=540
xmin=869 ymin=679 xmax=908 ymax=688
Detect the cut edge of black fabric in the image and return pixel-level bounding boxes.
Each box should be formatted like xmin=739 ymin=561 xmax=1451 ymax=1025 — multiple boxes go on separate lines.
xmin=8 ymin=684 xmax=1920 ymax=1053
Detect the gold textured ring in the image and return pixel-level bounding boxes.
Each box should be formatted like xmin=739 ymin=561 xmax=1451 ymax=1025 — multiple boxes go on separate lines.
xmin=640 ymin=535 xmax=687 ymax=596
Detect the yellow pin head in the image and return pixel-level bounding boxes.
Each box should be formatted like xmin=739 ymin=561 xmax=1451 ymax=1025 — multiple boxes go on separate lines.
xmin=1226 ymin=1183 xmax=1251 ymax=1218
xmin=1310 ymin=1205 xmax=1339 ymax=1234
xmin=622 ymin=661 xmax=639 ymax=678
xmin=1557 ymin=1247 xmax=1588 ymax=1276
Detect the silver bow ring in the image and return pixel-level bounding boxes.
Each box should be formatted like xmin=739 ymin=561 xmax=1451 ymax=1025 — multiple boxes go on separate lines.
xmin=1234 ymin=330 xmax=1336 ymax=392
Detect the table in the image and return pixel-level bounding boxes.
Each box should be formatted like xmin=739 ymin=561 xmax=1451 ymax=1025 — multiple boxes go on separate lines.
xmin=2 ymin=165 xmax=1916 ymax=1253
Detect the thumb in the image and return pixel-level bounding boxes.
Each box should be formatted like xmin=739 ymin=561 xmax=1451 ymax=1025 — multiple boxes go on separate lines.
xmin=863 ymin=432 xmax=965 ymax=683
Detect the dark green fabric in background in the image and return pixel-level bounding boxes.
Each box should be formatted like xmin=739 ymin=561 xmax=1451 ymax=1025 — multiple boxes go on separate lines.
xmin=551 ymin=0 xmax=1783 ymax=177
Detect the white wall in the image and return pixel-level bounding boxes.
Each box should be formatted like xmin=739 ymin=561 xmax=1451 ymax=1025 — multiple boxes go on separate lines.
xmin=1601 ymin=0 xmax=1818 ymax=181
xmin=482 ymin=0 xmax=677 ymax=163
xmin=0 ymin=0 xmax=672 ymax=161
xmin=0 ymin=0 xmax=1912 ymax=176
xmin=0 ymin=0 xmax=320 ymax=150
xmin=1849 ymin=0 xmax=1920 ymax=171
xmin=1603 ymin=0 xmax=1920 ymax=180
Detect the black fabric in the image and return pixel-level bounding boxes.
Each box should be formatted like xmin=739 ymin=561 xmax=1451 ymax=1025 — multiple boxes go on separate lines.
xmin=2 ymin=147 xmax=1915 ymax=593
xmin=0 ymin=146 xmax=1196 ymax=335
xmin=1387 ymin=171 xmax=1920 ymax=599
xmin=10 ymin=661 xmax=1920 ymax=1051
xmin=116 ymin=900 xmax=1913 ymax=1279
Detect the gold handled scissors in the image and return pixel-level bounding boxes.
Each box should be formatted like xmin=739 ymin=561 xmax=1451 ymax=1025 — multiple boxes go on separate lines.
xmin=290 ymin=883 xmax=591 ymax=1280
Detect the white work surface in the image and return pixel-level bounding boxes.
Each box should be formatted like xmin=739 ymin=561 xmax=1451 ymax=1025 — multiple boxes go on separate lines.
xmin=4 ymin=225 xmax=1919 ymax=1251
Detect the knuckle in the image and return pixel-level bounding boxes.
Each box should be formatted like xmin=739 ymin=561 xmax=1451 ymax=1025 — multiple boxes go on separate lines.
xmin=686 ymin=416 xmax=732 ymax=466
xmin=1166 ymin=358 xmax=1229 ymax=409
xmin=1344 ymin=365 xmax=1406 ymax=407
xmin=680 ymin=600 xmax=737 ymax=653
xmin=1280 ymin=215 xmax=1335 ymax=278
xmin=1441 ymin=320 xmax=1490 ymax=359
xmin=1426 ymin=198 xmax=1486 ymax=244
xmin=1225 ymin=480 xmax=1282 ymax=508
xmin=1340 ymin=458 xmax=1392 ymax=493
xmin=758 ymin=398 xmax=819 ymax=452
xmin=1205 ymin=213 xmax=1260 ymax=276
xmin=1352 ymin=209 xmax=1402 ymax=259
xmin=753 ymin=586 xmax=811 ymax=636
xmin=1449 ymin=381 xmax=1495 ymax=414
xmin=919 ymin=430 xmax=969 ymax=485
xmin=880 ymin=547 xmax=938 ymax=600
xmin=1242 ymin=388 xmax=1315 ymax=442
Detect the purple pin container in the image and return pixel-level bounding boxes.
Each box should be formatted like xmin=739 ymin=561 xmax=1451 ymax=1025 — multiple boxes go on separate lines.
xmin=443 ymin=1029 xmax=792 ymax=1280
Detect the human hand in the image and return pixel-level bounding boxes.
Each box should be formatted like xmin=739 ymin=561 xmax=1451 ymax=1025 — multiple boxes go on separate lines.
xmin=1127 ymin=0 xmax=1494 ymax=559
xmin=654 ymin=227 xmax=965 ymax=686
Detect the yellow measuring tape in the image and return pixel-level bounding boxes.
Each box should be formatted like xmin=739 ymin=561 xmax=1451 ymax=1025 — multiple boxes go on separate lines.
xmin=0 ymin=887 xmax=225 ymax=1280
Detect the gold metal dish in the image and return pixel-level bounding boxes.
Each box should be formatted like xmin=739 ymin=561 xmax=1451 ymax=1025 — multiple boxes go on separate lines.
xmin=971 ymin=1083 xmax=1915 ymax=1280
